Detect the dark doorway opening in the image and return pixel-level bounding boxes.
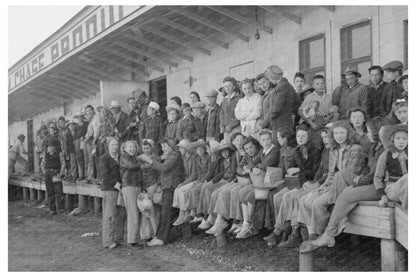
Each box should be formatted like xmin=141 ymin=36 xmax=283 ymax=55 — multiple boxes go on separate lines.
xmin=149 ymin=76 xmax=167 ymax=121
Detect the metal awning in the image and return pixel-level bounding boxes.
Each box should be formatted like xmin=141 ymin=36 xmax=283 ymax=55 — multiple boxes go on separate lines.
xmin=8 ymin=5 xmax=335 ymax=123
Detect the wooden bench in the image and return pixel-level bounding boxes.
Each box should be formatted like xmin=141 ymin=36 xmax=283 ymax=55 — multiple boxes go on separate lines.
xmin=300 ymin=201 xmax=408 ymax=271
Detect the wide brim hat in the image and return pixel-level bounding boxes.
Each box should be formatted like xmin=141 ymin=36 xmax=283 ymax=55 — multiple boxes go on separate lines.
xmin=66 ymin=120 xmax=77 ymax=126
xmin=212 ymin=141 xmax=233 ymax=153
xmin=379 ymin=124 xmax=408 ymax=150
xmin=96 ymin=105 xmax=109 ymax=113
xmin=110 ymin=100 xmax=121 ymax=109
xmin=344 ymin=66 xmax=362 ymax=77
xmin=177 ymin=139 xmax=191 ymax=150
xmin=166 ymin=102 xmax=182 ymax=113
xmin=300 ymin=84 xmax=314 ymax=95
xmin=188 ymin=141 xmax=207 ymax=153
xmin=73 ymin=112 xmax=85 ymax=119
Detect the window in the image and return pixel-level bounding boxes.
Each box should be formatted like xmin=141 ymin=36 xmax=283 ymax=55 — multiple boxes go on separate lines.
xmin=299 ymin=34 xmax=325 ymax=84
xmin=341 ymin=20 xmax=372 ymax=84
xmin=404 ymin=20 xmax=408 ymax=69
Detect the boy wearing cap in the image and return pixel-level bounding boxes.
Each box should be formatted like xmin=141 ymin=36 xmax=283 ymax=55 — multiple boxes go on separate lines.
xmin=332 ymin=67 xmax=368 ymax=119
xmin=206 ymin=90 xmax=221 ymax=142
xmin=219 ymin=76 xmax=243 ymax=143
xmin=380 ymin=60 xmax=405 ymax=116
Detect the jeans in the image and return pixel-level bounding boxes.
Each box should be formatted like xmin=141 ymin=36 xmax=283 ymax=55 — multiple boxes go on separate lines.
xmin=102 ymin=191 xmax=126 ymax=247
xmin=44 ymin=169 xmax=64 ymax=212
xmin=74 ymin=139 xmax=85 ymax=179
xmin=386 ymin=174 xmax=408 ymax=210
xmin=122 ymin=186 xmax=140 ymax=244
xmin=156 ymin=188 xmax=173 ymax=242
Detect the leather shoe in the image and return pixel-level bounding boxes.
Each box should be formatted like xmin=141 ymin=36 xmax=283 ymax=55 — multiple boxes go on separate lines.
xmin=147 ymin=238 xmax=164 ymax=247
xmin=263 ymin=231 xmax=279 ymax=243
xmin=309 ymin=233 xmax=335 ymax=248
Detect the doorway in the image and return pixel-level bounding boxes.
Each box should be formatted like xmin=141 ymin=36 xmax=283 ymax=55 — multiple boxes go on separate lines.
xmin=149 ymin=76 xmax=167 ymax=121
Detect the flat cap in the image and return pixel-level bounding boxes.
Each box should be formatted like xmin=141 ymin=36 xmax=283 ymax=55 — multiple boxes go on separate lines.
xmin=382 ymin=60 xmax=403 ymax=71
xmin=206 ymin=89 xmax=219 ymax=98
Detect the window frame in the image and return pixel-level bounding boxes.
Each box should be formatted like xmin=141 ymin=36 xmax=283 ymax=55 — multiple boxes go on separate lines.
xmin=403 ymin=19 xmax=408 ymax=69
xmin=299 ymin=33 xmax=326 ymax=84
xmin=340 ymin=19 xmax=372 ymax=74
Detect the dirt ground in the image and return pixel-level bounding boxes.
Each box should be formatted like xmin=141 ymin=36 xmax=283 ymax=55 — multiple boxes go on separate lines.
xmin=9 ymin=198 xmax=387 ymax=271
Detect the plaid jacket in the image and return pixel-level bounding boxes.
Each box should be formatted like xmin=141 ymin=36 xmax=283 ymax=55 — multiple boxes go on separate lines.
xmin=140 ymin=115 xmax=165 ymax=143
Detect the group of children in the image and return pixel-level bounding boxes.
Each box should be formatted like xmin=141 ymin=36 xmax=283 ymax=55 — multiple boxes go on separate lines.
xmin=11 ymin=62 xmax=408 ymax=254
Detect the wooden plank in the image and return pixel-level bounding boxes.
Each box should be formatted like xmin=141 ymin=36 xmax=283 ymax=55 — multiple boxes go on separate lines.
xmin=206 ymin=6 xmax=273 ymax=34
xmin=156 ymin=17 xmax=229 ymax=49
xmin=167 ymin=6 xmax=250 ymax=42
xmin=72 ymin=62 xmax=130 ymax=81
xmin=86 ymin=52 xmax=149 ymax=78
xmin=126 ymin=29 xmax=193 ymax=62
xmin=344 ymin=223 xmax=393 ymax=239
xmin=112 ymin=40 xmax=178 ymax=68
xmin=395 ymin=206 xmax=408 ymax=250
xmin=322 ymin=6 xmax=336 ymax=12
xmin=140 ymin=26 xmax=211 ymax=56
xmin=259 ymin=6 xmax=302 ymax=25
xmin=53 ymin=73 xmax=100 ymax=90
xmin=98 ymin=46 xmax=165 ymax=72
xmin=381 ymin=239 xmax=407 ymax=271
xmin=62 ymin=71 xmax=100 ymax=87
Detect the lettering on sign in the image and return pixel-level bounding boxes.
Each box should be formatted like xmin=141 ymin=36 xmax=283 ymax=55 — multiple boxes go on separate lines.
xmin=8 ymin=5 xmax=140 ymax=91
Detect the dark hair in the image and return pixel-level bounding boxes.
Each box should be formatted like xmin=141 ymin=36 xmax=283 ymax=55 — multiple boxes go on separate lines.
xmin=312 ymin=74 xmax=325 ymax=81
xmin=170 ymin=96 xmax=182 ymax=107
xmin=366 ymin=117 xmax=388 ymax=142
xmin=230 ymin=132 xmax=245 ymax=148
xmin=242 ymin=136 xmax=261 ymax=151
xmin=222 ymin=76 xmax=237 ymax=87
xmin=255 ymin=73 xmax=266 ymax=82
xmin=241 ymin=78 xmax=254 ymax=88
xmin=189 ymin=91 xmax=201 ymax=101
xmin=347 ymin=107 xmax=368 ymax=132
xmin=295 ymin=124 xmax=311 ymax=143
xmin=294 ymin=72 xmax=305 ymax=81
xmin=327 ymin=120 xmax=356 ymax=148
xmin=368 ymin=65 xmax=384 ymax=75
xmin=276 ymin=126 xmax=296 ymax=147
xmin=85 ymin=105 xmax=94 ymax=111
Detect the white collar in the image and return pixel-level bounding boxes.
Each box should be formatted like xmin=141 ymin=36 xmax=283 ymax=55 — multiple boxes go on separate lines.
xmin=263 ymin=144 xmax=275 ymax=155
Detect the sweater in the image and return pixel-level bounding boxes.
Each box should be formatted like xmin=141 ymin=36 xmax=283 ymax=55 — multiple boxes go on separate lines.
xmin=100 ymin=153 xmax=121 ymax=191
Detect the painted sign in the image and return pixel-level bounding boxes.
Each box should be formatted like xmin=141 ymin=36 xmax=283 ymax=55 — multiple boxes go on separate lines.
xmin=8 ymin=5 xmax=141 ymax=92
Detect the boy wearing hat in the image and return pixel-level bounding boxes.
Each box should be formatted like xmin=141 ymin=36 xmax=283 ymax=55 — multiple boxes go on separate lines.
xmin=73 ymin=113 xmax=88 ymax=180
xmin=140 ymin=102 xmax=165 ymax=156
xmin=110 ymin=100 xmax=129 ymax=143
xmin=332 ymin=67 xmax=368 ymax=119
xmin=176 ymin=103 xmax=202 ymax=142
xmin=205 ymin=90 xmax=221 ymax=142
xmin=41 ymin=130 xmax=65 ymax=215
xmin=219 ymin=76 xmax=243 ymax=143
xmin=165 ymin=102 xmax=182 ymax=142
xmin=191 ymin=101 xmax=207 ymax=140
xmin=380 ymin=60 xmax=405 ymax=116
xmin=8 ymin=134 xmax=29 ymax=178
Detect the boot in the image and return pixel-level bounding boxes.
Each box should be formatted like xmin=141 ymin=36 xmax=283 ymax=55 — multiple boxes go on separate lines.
xmin=300 ymin=226 xmax=309 ymax=242
xmin=280 ymin=226 xmax=302 ymax=248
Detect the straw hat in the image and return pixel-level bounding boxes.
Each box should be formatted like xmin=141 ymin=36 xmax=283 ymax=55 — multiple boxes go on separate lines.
xmin=177 ymin=139 xmax=191 ymax=150
xmin=188 ymin=140 xmax=207 ymax=153
xmin=212 ymin=141 xmax=233 ymax=153
xmin=110 ymin=100 xmax=121 ymax=109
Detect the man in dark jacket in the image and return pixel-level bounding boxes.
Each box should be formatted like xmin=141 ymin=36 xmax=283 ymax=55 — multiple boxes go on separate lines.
xmin=205 ymin=89 xmax=221 ymax=142
xmin=110 ymin=100 xmax=129 ymax=143
xmin=366 ymin=65 xmax=389 ymax=119
xmin=219 ymin=77 xmax=243 ymax=143
xmin=73 ymin=112 xmax=88 ymax=180
xmin=380 ymin=60 xmax=404 ymax=117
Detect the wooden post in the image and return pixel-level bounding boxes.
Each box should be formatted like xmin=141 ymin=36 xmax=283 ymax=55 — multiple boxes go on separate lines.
xmin=37 ymin=190 xmax=45 ymax=202
xmin=65 ymin=194 xmax=75 ymax=211
xmin=78 ymin=195 xmax=87 ymax=212
xmin=94 ymin=197 xmax=102 ymax=215
xmin=23 ymin=188 xmax=29 ymax=201
xmin=45 ymin=191 xmax=48 ymax=202
xmin=181 ymin=222 xmax=193 ymax=239
xmin=29 ymin=188 xmax=37 ymax=202
xmin=299 ymin=250 xmax=314 ymax=271
xmin=381 ymin=239 xmax=407 ymax=271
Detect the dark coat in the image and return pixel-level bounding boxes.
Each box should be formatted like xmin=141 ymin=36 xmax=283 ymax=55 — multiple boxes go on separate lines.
xmin=100 ymin=153 xmax=121 ymax=191
xmin=114 ymin=111 xmax=129 ymax=142
xmin=120 ymin=153 xmax=142 ymax=188
xmin=220 ymin=92 xmax=244 ymax=131
xmin=293 ymin=143 xmax=322 ymax=184
xmin=206 ymin=104 xmax=221 ymax=141
xmin=151 ymin=150 xmax=184 ymax=189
